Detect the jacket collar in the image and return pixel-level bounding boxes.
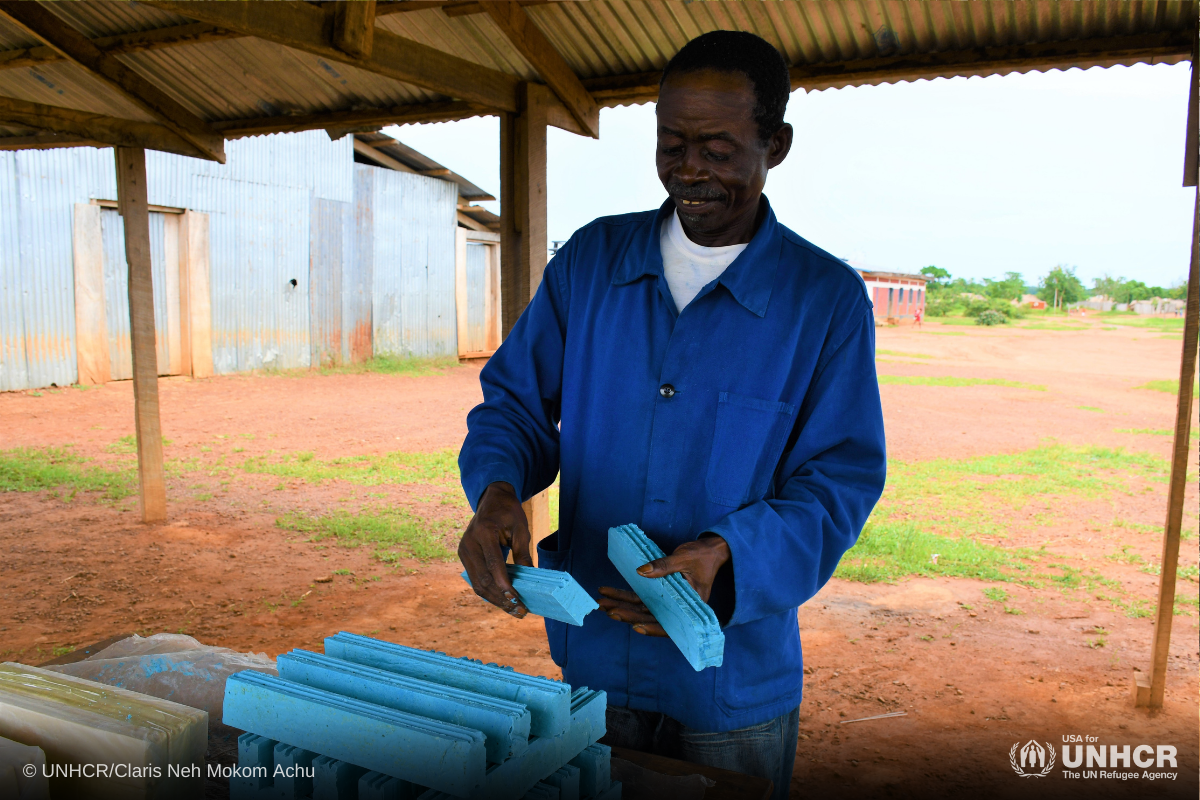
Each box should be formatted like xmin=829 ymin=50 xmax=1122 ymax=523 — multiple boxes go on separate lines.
xmin=612 ymin=197 xmax=781 ymax=318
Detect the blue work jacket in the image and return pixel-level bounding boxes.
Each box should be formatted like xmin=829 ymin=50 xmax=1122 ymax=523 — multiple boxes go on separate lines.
xmin=459 ymin=198 xmax=886 ymax=732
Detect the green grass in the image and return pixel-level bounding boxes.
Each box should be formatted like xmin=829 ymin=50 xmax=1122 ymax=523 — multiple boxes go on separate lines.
xmin=878 ymin=375 xmax=1046 ymax=391
xmin=241 ymin=449 xmax=459 ymax=486
xmin=0 ymin=447 xmax=135 ymax=500
xmin=834 ymin=516 xmax=1033 ymax=583
xmin=1135 ymin=379 xmax=1200 ymax=395
xmin=1021 ymin=323 xmax=1087 ymax=331
xmin=1076 ymin=406 xmax=1104 ymax=413
xmin=836 ymin=445 xmax=1170 ymax=585
xmin=876 ymin=349 xmax=935 ymax=359
xmin=1095 ymin=315 xmax=1186 ymax=331
xmin=105 ymin=434 xmax=172 ymax=455
xmin=277 ymin=508 xmax=453 ymax=561
xmin=317 ymin=354 xmax=460 ymax=377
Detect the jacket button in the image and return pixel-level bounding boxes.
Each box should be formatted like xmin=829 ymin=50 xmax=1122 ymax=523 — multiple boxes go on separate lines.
xmin=659 ymin=384 xmax=676 ymax=398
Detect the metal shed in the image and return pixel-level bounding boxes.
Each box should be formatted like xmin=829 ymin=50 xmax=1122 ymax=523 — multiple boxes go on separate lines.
xmin=0 ymin=130 xmax=486 ymax=390
xmin=0 ymin=0 xmax=1194 ymax=712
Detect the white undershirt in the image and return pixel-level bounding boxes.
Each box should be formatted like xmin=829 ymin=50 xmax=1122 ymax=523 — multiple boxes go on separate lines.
xmin=659 ymin=210 xmax=748 ymax=312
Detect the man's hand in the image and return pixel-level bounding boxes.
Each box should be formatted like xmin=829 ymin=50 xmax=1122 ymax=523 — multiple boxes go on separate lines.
xmin=459 ymin=482 xmax=534 ymax=617
xmin=598 ymin=535 xmax=730 ymax=636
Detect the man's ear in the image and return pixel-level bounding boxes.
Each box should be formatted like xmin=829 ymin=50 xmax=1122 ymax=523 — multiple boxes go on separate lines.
xmin=767 ymin=123 xmax=793 ymax=169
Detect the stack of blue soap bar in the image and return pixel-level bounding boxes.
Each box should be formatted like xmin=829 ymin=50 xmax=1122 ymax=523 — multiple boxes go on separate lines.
xmin=224 ymin=633 xmax=620 ymax=800
xmin=607 ymin=524 xmax=725 ymax=671
xmin=461 ymin=565 xmax=599 ymax=626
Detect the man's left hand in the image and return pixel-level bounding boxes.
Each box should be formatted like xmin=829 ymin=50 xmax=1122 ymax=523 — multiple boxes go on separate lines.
xmin=597 ymin=535 xmax=730 ymax=637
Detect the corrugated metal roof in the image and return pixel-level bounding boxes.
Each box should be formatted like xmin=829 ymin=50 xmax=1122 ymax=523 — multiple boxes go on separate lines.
xmin=0 ymin=1 xmax=1193 ymax=143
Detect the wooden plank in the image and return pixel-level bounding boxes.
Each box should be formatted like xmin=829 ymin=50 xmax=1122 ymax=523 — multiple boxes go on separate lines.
xmin=454 ymin=226 xmax=470 ymax=357
xmin=72 ymin=203 xmax=110 ymax=386
xmin=333 ymin=0 xmax=376 ymax=59
xmin=146 ymin=0 xmax=519 ymax=113
xmin=0 ymin=132 xmax=106 ymax=150
xmin=523 ymin=488 xmax=550 ymax=561
xmin=456 ymin=209 xmax=491 ymax=232
xmin=499 ymin=82 xmax=549 ymax=337
xmin=0 ymin=95 xmax=209 ymax=158
xmin=1184 ymin=34 xmax=1198 ymax=188
xmin=215 ymin=100 xmax=489 ymax=138
xmin=483 ymin=2 xmax=599 ymax=138
xmin=180 ymin=210 xmax=213 ymax=379
xmin=163 ymin=214 xmax=182 ymax=376
xmin=0 ymin=21 xmax=236 ymax=71
xmin=116 ymin=147 xmax=167 ymax=523
xmin=0 ymin=2 xmax=225 ymax=163
xmin=1145 ymin=187 xmax=1200 ymax=709
xmin=353 ymin=137 xmax=418 ymax=173
xmin=609 ymin=747 xmax=773 ymax=800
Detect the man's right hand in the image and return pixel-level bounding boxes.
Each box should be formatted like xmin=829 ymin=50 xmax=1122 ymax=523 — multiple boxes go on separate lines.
xmin=458 ymin=481 xmax=533 ymax=618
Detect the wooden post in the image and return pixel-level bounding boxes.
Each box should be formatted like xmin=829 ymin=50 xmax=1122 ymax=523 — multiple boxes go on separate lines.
xmin=1143 ymin=189 xmax=1199 ymax=708
xmin=72 ymin=203 xmax=110 ymax=385
xmin=500 ymin=81 xmax=552 ymax=546
xmin=523 ymin=491 xmax=551 ymax=565
xmin=500 ymin=82 xmax=549 ymax=336
xmin=116 ymin=147 xmax=167 ymax=523
xmin=1139 ymin=40 xmax=1199 ymax=710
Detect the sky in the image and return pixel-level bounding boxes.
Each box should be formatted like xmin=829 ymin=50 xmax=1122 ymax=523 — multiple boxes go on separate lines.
xmin=389 ymin=61 xmax=1193 ymax=289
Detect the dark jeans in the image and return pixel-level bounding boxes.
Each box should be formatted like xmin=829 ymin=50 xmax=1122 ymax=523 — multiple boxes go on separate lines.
xmin=600 ymin=706 xmax=800 ymax=800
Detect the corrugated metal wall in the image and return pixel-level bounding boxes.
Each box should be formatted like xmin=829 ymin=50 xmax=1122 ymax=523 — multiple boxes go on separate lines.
xmin=310 ymin=197 xmax=347 ymax=367
xmin=361 ymin=164 xmax=459 ymax=359
xmin=0 ymin=132 xmax=355 ymax=390
xmin=464 ymin=242 xmax=488 ymax=354
xmin=100 ymin=208 xmax=172 ymax=379
xmin=0 ymin=134 xmax=460 ymax=390
xmin=0 ymin=152 xmax=26 ymax=392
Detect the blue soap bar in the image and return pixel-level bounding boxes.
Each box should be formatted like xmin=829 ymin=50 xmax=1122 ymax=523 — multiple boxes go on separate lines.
xmin=418 ymin=686 xmax=607 ymax=800
xmin=461 ymin=565 xmax=599 ymax=626
xmin=279 ymin=649 xmax=530 ymax=764
xmin=543 ymin=763 xmax=580 ymax=800
xmin=325 ymin=633 xmax=571 ymax=738
xmin=607 ymin=524 xmax=724 ymax=671
xmin=223 ymin=671 xmax=486 ymax=796
xmin=359 ymin=771 xmax=422 ymax=800
xmin=314 ymin=754 xmax=367 ymax=800
xmin=569 ymin=744 xmax=610 ymax=798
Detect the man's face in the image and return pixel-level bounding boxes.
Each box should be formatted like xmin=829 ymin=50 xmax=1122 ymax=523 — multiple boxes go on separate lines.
xmin=656 ymin=68 xmax=792 ymax=244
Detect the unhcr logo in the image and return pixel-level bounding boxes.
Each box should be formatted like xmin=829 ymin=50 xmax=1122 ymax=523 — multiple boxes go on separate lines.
xmin=1009 ymin=740 xmax=1057 ymax=778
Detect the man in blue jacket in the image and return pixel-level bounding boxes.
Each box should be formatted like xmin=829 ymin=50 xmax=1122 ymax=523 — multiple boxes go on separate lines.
xmin=458 ymin=30 xmax=886 ymax=798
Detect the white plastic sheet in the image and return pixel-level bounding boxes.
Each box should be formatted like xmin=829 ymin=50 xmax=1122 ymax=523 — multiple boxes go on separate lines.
xmin=45 ymin=634 xmax=277 ymax=720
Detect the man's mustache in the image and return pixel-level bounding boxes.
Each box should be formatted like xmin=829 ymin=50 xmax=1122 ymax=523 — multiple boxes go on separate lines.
xmin=666 ymin=179 xmax=726 ymax=203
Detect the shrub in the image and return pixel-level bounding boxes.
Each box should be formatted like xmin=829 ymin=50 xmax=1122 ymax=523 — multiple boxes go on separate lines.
xmin=976 ymin=309 xmax=1007 ymax=326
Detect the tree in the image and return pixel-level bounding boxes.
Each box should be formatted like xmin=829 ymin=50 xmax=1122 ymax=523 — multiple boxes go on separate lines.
xmin=1091 ymin=274 xmax=1125 ymax=300
xmin=920 ymin=265 xmax=951 ymax=288
xmin=1037 ymin=265 xmax=1085 ymax=308
xmin=984 ymin=271 xmax=1025 ymax=302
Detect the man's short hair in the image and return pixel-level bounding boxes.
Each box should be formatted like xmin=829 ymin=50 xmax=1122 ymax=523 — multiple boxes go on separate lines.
xmin=659 ymin=30 xmax=790 ymax=142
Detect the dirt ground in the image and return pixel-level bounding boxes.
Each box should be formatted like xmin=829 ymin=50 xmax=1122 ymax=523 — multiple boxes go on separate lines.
xmin=1 ymin=316 xmax=1197 ymax=798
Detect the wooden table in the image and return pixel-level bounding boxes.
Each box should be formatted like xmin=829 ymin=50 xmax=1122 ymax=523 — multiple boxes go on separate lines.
xmin=610 ymin=746 xmax=774 ymax=800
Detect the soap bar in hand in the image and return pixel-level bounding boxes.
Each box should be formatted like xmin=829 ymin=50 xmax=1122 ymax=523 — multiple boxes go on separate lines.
xmin=461 ymin=564 xmax=598 ymax=626
xmin=607 ymin=524 xmax=724 ymax=671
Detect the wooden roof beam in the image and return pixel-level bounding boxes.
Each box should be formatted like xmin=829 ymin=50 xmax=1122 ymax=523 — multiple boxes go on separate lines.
xmin=146 ymin=0 xmax=520 ymax=114
xmin=0 ymin=94 xmax=210 ymax=158
xmin=0 ymin=22 xmax=238 ymax=71
xmin=484 ymin=2 xmax=597 ymax=138
xmin=0 ymin=2 xmax=225 ymax=162
xmin=213 ymin=100 xmax=490 ymax=138
xmin=332 ymin=0 xmax=375 ymax=60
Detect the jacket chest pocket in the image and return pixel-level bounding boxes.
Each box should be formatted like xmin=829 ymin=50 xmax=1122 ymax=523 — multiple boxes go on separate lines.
xmin=705 ymin=392 xmax=797 ymax=507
